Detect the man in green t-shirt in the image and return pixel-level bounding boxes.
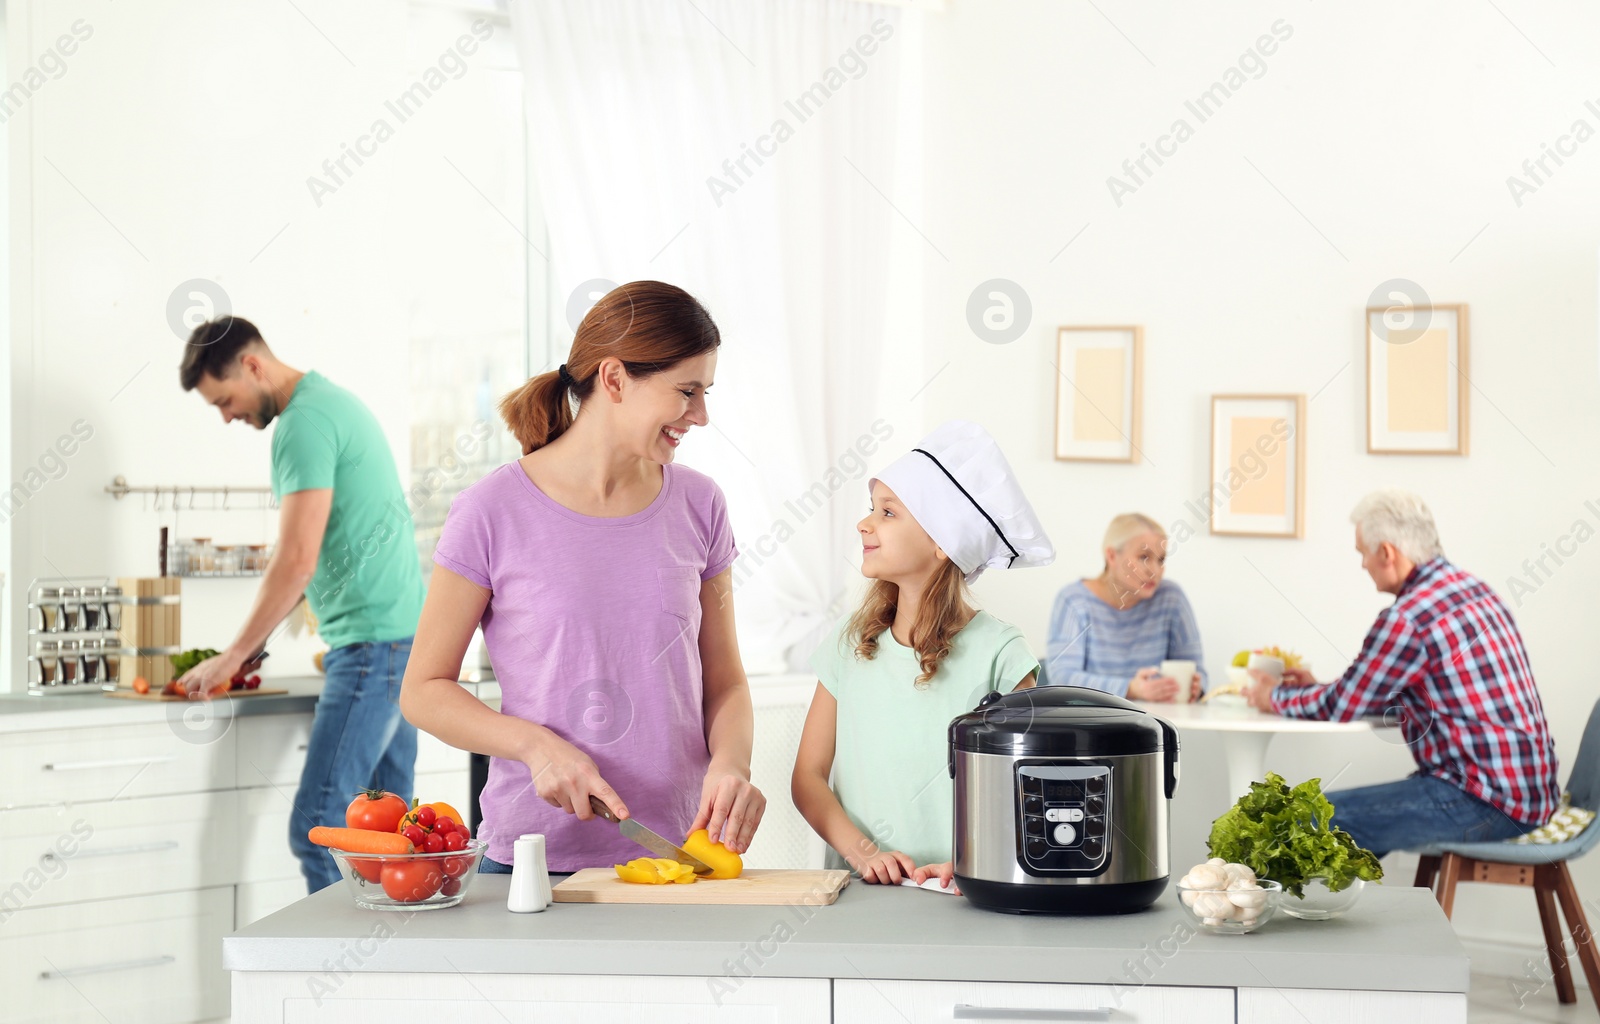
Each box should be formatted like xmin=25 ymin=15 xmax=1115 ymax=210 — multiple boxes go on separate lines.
xmin=179 ymin=316 xmax=426 ymax=891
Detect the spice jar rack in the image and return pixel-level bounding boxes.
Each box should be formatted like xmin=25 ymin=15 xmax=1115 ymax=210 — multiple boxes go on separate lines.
xmin=26 ymin=578 xmax=131 ymax=696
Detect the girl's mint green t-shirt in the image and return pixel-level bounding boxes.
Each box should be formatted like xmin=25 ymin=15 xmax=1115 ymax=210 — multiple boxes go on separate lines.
xmin=809 ymin=610 xmax=1040 ymax=868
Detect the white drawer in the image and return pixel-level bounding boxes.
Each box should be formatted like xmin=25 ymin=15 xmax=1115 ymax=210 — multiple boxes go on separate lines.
xmin=237 ymin=712 xmax=313 ymax=789
xmin=0 ymin=719 xmax=235 ymax=808
xmin=236 ymin=877 xmax=309 ymax=930
xmin=833 ymin=979 xmax=1235 ymax=1023
xmin=232 ymin=973 xmax=829 ymax=1023
xmin=416 ymin=728 xmax=470 ymax=775
xmin=4 ymin=885 xmax=232 ymax=1024
xmin=0 ymin=792 xmax=239 ymax=907
xmin=239 ymin=712 xmax=467 ymax=784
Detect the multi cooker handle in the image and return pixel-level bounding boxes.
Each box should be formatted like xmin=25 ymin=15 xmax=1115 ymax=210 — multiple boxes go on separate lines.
xmin=1156 ymin=717 xmax=1180 ymax=798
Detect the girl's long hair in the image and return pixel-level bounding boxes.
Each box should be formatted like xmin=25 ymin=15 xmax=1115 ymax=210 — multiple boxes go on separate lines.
xmin=843 ymin=558 xmax=969 ymax=688
xmin=499 ymin=281 xmax=721 ymax=455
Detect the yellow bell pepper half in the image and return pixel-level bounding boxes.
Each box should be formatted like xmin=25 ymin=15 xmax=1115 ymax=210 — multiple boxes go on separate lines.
xmin=681 ymin=829 xmax=743 ymax=879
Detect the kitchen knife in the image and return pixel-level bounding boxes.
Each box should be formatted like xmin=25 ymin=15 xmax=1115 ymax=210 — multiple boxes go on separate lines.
xmin=588 ymin=796 xmax=713 ymax=875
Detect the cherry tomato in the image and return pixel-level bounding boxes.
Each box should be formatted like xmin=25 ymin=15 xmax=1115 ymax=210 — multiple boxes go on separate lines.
xmin=346 ymin=790 xmax=409 ymax=833
xmin=443 ymin=831 xmax=466 ymax=852
xmin=423 ymin=832 xmax=445 ymax=854
xmin=434 ymin=817 xmax=455 ymax=836
xmin=442 ymin=855 xmax=471 ymax=879
xmin=415 ymin=806 xmax=438 ymax=829
xmin=441 ymin=876 xmax=463 ymax=897
xmin=401 ymin=824 xmax=428 ymax=848
xmin=381 ymin=860 xmax=443 ymax=902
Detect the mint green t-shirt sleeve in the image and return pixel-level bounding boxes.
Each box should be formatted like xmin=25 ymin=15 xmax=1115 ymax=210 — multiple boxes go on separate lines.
xmin=992 ymin=626 xmax=1042 ymax=690
xmin=810 ymin=620 xmax=851 ymax=699
xmin=271 ymin=408 xmax=338 ymax=496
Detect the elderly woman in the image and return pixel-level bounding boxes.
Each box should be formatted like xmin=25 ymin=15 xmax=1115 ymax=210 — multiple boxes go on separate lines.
xmin=1044 ymin=513 xmax=1205 ymax=701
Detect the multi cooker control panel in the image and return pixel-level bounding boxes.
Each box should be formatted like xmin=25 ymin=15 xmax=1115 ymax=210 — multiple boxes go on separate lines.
xmin=1017 ymin=764 xmax=1111 ymax=874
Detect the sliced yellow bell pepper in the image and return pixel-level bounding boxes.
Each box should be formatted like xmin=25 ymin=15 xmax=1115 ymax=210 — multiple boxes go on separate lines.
xmin=614 ymin=861 xmax=667 ymax=884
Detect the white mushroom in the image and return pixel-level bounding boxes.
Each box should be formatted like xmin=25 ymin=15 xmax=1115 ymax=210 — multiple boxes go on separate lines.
xmin=1186 ymin=863 xmax=1228 ymax=890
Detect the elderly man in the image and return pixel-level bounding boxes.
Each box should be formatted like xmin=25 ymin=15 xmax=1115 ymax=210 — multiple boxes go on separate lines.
xmin=1247 ymin=489 xmax=1559 ymax=856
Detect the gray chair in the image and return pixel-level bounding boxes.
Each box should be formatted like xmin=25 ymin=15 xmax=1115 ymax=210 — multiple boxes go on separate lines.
xmin=1412 ymin=697 xmax=1600 ymax=1012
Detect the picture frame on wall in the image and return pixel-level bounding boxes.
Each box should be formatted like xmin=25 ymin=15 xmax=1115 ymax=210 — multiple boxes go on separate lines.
xmin=1209 ymin=394 xmax=1306 ymax=538
xmin=1365 ymin=302 xmax=1469 ymax=455
xmin=1054 ymin=326 xmax=1143 ymax=463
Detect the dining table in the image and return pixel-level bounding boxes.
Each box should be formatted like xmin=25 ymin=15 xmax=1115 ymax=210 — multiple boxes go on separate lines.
xmin=1131 ymin=697 xmax=1395 ymax=800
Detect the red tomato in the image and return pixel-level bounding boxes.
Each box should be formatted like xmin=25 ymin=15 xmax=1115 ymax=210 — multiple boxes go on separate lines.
xmin=442 ymin=855 xmax=472 ymax=879
xmin=349 ymin=858 xmax=383 ymax=884
xmin=401 ymin=824 xmax=428 ymax=848
xmin=442 ymin=831 xmax=466 ymax=852
xmin=423 ymin=832 xmax=445 ymax=854
xmin=346 ymin=790 xmax=408 ymax=833
xmin=414 ymin=806 xmax=438 ymax=829
xmin=381 ymin=860 xmax=444 ymax=902
xmin=434 ymin=817 xmax=455 ymax=836
xmin=441 ymin=876 xmax=463 ymax=897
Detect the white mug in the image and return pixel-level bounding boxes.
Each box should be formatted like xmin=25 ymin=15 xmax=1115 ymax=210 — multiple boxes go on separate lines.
xmin=1160 ymin=660 xmax=1197 ymax=702
xmin=1246 ymin=652 xmax=1285 ymax=683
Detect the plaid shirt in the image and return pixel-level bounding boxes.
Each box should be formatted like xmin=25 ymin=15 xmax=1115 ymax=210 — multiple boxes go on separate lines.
xmin=1272 ymin=557 xmax=1560 ymax=826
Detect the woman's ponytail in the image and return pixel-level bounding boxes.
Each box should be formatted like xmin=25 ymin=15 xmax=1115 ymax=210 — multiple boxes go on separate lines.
xmin=499 ymin=368 xmax=575 ymax=455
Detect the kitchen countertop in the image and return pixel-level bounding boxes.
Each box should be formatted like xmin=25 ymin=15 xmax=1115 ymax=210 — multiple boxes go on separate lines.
xmin=0 ymin=676 xmax=500 ymax=732
xmin=225 ymin=876 xmax=1469 ymax=994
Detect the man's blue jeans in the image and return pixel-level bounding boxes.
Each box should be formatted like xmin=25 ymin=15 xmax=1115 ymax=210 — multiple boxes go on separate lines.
xmin=288 ymin=638 xmax=418 ymax=892
xmin=1328 ymin=773 xmax=1536 ymax=858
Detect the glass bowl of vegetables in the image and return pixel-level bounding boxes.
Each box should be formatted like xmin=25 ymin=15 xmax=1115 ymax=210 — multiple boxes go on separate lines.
xmin=327 ymin=830 xmax=486 ymax=911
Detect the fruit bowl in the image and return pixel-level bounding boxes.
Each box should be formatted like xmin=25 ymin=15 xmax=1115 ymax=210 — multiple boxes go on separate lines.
xmin=329 ymin=840 xmax=486 ymax=911
xmin=1175 ymin=878 xmax=1282 ymax=934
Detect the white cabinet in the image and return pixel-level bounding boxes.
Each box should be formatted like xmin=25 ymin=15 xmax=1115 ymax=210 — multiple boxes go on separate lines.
xmin=4 ymin=886 xmax=233 ymax=1024
xmin=232 ymin=972 xmax=831 ymax=1023
xmin=834 ymin=979 xmax=1235 ymax=1023
xmin=236 ymin=712 xmax=312 ymax=789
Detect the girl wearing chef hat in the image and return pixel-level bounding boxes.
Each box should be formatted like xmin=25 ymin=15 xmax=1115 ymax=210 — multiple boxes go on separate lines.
xmin=792 ymin=420 xmax=1054 ymax=892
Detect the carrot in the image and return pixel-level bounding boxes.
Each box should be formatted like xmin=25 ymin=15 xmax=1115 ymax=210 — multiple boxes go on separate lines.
xmin=308 ymin=827 xmax=414 ymax=854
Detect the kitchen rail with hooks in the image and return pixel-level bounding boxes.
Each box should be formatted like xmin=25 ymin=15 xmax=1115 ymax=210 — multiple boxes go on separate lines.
xmin=104 ymin=475 xmax=278 ymax=510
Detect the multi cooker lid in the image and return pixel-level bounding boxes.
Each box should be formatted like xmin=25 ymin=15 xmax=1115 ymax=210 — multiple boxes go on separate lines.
xmin=949 ymin=685 xmax=1168 ymax=757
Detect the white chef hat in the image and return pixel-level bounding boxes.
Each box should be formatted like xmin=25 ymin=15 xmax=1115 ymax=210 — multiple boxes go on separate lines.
xmin=869 ymin=420 xmax=1055 ymax=584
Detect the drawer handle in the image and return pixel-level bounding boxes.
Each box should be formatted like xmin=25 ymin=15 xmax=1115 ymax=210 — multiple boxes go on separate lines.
xmin=42 ymin=755 xmax=177 ymax=772
xmin=46 ymin=840 xmax=180 ymax=861
xmin=953 ymin=1008 xmax=1112 ymax=1022
xmin=41 ymin=954 xmax=176 ymax=980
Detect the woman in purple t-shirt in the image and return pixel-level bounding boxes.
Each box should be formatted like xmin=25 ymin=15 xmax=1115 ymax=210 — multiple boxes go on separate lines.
xmin=400 ymin=281 xmax=766 ymax=872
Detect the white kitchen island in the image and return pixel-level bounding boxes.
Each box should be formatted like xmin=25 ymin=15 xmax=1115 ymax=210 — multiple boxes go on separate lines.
xmin=224 ymin=875 xmax=1469 ymax=1023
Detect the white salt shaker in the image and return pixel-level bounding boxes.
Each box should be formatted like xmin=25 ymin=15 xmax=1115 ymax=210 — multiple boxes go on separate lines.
xmin=507 ymin=833 xmax=552 ymax=913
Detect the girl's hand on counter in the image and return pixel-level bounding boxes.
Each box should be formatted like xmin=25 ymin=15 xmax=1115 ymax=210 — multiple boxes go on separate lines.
xmin=523 ymin=729 xmax=629 ymax=821
xmin=691 ymin=768 xmax=765 ymax=854
xmin=855 ymin=849 xmax=917 ymax=885
xmin=911 ymin=860 xmax=959 ymax=894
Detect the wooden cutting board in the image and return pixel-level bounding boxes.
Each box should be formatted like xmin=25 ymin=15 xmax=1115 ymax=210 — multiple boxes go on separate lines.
xmin=553 ymin=868 xmax=851 ymax=906
xmin=105 ymin=688 xmax=289 ymax=702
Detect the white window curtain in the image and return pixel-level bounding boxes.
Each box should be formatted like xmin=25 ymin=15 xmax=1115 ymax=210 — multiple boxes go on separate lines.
xmin=509 ymin=0 xmax=919 ymax=673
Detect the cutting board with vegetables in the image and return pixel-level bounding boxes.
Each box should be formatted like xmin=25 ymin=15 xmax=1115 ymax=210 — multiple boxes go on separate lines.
xmin=105 ymin=687 xmax=288 ymax=702
xmin=553 ymin=868 xmax=851 ymax=906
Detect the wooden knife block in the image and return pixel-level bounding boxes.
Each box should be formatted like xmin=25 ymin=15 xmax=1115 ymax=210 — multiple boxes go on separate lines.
xmin=117 ymin=576 xmax=181 ymax=688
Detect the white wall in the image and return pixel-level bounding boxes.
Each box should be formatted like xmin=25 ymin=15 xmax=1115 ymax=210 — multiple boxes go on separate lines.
xmin=5 ymin=0 xmax=526 ymax=687
xmin=920 ymin=0 xmax=1600 ymax=964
